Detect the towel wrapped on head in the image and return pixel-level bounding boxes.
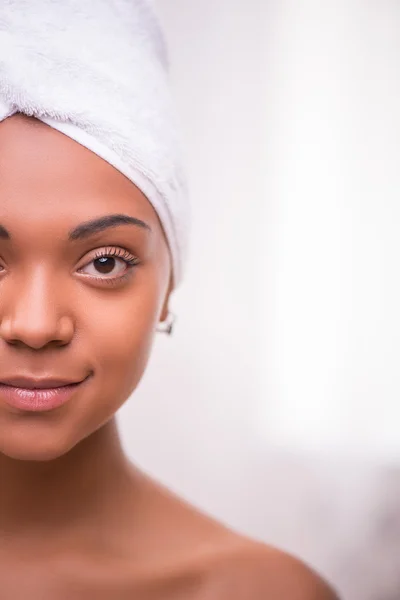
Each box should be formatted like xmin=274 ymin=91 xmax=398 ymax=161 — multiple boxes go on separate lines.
xmin=0 ymin=0 xmax=189 ymax=287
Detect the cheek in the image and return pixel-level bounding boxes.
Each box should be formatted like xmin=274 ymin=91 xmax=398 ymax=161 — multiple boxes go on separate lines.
xmin=99 ymin=310 xmax=155 ymax=392
xmin=85 ymin=284 xmax=161 ymax=406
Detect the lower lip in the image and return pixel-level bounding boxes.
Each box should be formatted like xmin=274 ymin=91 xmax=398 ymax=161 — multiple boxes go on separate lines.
xmin=0 ymin=378 xmax=89 ymax=413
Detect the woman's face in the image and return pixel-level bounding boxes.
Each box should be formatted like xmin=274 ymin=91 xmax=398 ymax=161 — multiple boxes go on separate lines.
xmin=0 ymin=114 xmax=171 ymax=461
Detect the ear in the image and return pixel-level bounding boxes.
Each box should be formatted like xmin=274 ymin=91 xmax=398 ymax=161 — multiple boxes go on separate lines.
xmin=159 ymin=273 xmax=173 ymax=322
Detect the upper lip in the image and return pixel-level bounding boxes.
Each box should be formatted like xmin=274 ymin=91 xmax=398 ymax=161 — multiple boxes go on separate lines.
xmin=0 ymin=376 xmax=86 ymax=389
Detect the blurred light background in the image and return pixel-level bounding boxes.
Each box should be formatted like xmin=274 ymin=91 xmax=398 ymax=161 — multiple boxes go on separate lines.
xmin=118 ymin=1 xmax=400 ymax=598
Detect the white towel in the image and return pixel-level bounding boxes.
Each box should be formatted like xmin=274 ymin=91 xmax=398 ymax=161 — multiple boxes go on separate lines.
xmin=0 ymin=0 xmax=189 ymax=287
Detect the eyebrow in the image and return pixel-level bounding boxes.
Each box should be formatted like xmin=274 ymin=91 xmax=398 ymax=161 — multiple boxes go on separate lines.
xmin=0 ymin=213 xmax=151 ymax=241
xmin=68 ymin=214 xmax=151 ymax=241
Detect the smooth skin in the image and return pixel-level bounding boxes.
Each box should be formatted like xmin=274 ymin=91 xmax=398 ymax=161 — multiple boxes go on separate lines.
xmin=0 ymin=114 xmax=339 ymax=599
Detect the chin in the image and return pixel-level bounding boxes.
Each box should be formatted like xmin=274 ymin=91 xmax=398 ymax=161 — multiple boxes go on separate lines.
xmin=0 ymin=428 xmax=77 ymax=462
xmin=1 ymin=444 xmax=75 ymax=462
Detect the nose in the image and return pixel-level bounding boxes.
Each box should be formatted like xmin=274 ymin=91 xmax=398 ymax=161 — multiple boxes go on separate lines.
xmin=0 ymin=269 xmax=74 ymax=350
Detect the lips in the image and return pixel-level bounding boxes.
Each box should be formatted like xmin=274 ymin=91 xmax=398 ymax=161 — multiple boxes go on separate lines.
xmin=0 ymin=374 xmax=91 ymax=412
xmin=0 ymin=376 xmax=86 ymax=389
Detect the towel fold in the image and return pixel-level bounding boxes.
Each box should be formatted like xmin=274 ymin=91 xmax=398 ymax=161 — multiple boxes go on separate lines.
xmin=0 ymin=0 xmax=189 ymax=287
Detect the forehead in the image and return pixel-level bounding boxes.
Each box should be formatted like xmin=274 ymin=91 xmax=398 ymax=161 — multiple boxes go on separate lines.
xmin=0 ymin=114 xmax=157 ymax=227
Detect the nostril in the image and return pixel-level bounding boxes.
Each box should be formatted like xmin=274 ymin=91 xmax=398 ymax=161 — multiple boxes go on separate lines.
xmin=0 ymin=314 xmax=74 ymax=349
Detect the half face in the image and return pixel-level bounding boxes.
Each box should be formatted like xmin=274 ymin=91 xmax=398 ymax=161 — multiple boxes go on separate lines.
xmin=0 ymin=114 xmax=171 ymax=461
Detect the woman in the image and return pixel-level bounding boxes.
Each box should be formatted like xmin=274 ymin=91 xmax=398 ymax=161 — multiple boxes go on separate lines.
xmin=0 ymin=1 xmax=339 ymax=598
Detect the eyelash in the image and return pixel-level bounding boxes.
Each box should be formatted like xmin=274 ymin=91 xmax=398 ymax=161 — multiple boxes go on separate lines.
xmin=82 ymin=247 xmax=140 ymax=286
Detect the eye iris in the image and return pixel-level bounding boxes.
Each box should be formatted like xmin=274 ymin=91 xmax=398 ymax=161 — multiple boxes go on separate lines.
xmin=94 ymin=256 xmax=116 ymax=274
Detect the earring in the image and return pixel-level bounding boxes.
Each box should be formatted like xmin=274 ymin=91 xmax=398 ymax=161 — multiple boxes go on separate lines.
xmin=156 ymin=312 xmax=176 ymax=335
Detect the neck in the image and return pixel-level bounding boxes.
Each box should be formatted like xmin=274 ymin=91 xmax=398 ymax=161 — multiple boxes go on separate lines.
xmin=0 ymin=418 xmax=135 ymax=542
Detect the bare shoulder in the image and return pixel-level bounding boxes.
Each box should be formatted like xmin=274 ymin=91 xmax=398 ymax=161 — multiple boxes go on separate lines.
xmin=199 ymin=538 xmax=340 ymax=600
xmin=129 ymin=472 xmax=340 ymax=599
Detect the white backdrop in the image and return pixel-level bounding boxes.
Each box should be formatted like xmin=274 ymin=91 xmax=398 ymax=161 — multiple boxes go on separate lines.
xmin=118 ymin=2 xmax=400 ymax=599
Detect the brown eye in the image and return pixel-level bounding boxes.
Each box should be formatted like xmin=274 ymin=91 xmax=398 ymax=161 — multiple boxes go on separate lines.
xmin=78 ymin=248 xmax=139 ymax=281
xmin=93 ymin=256 xmax=123 ymax=276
